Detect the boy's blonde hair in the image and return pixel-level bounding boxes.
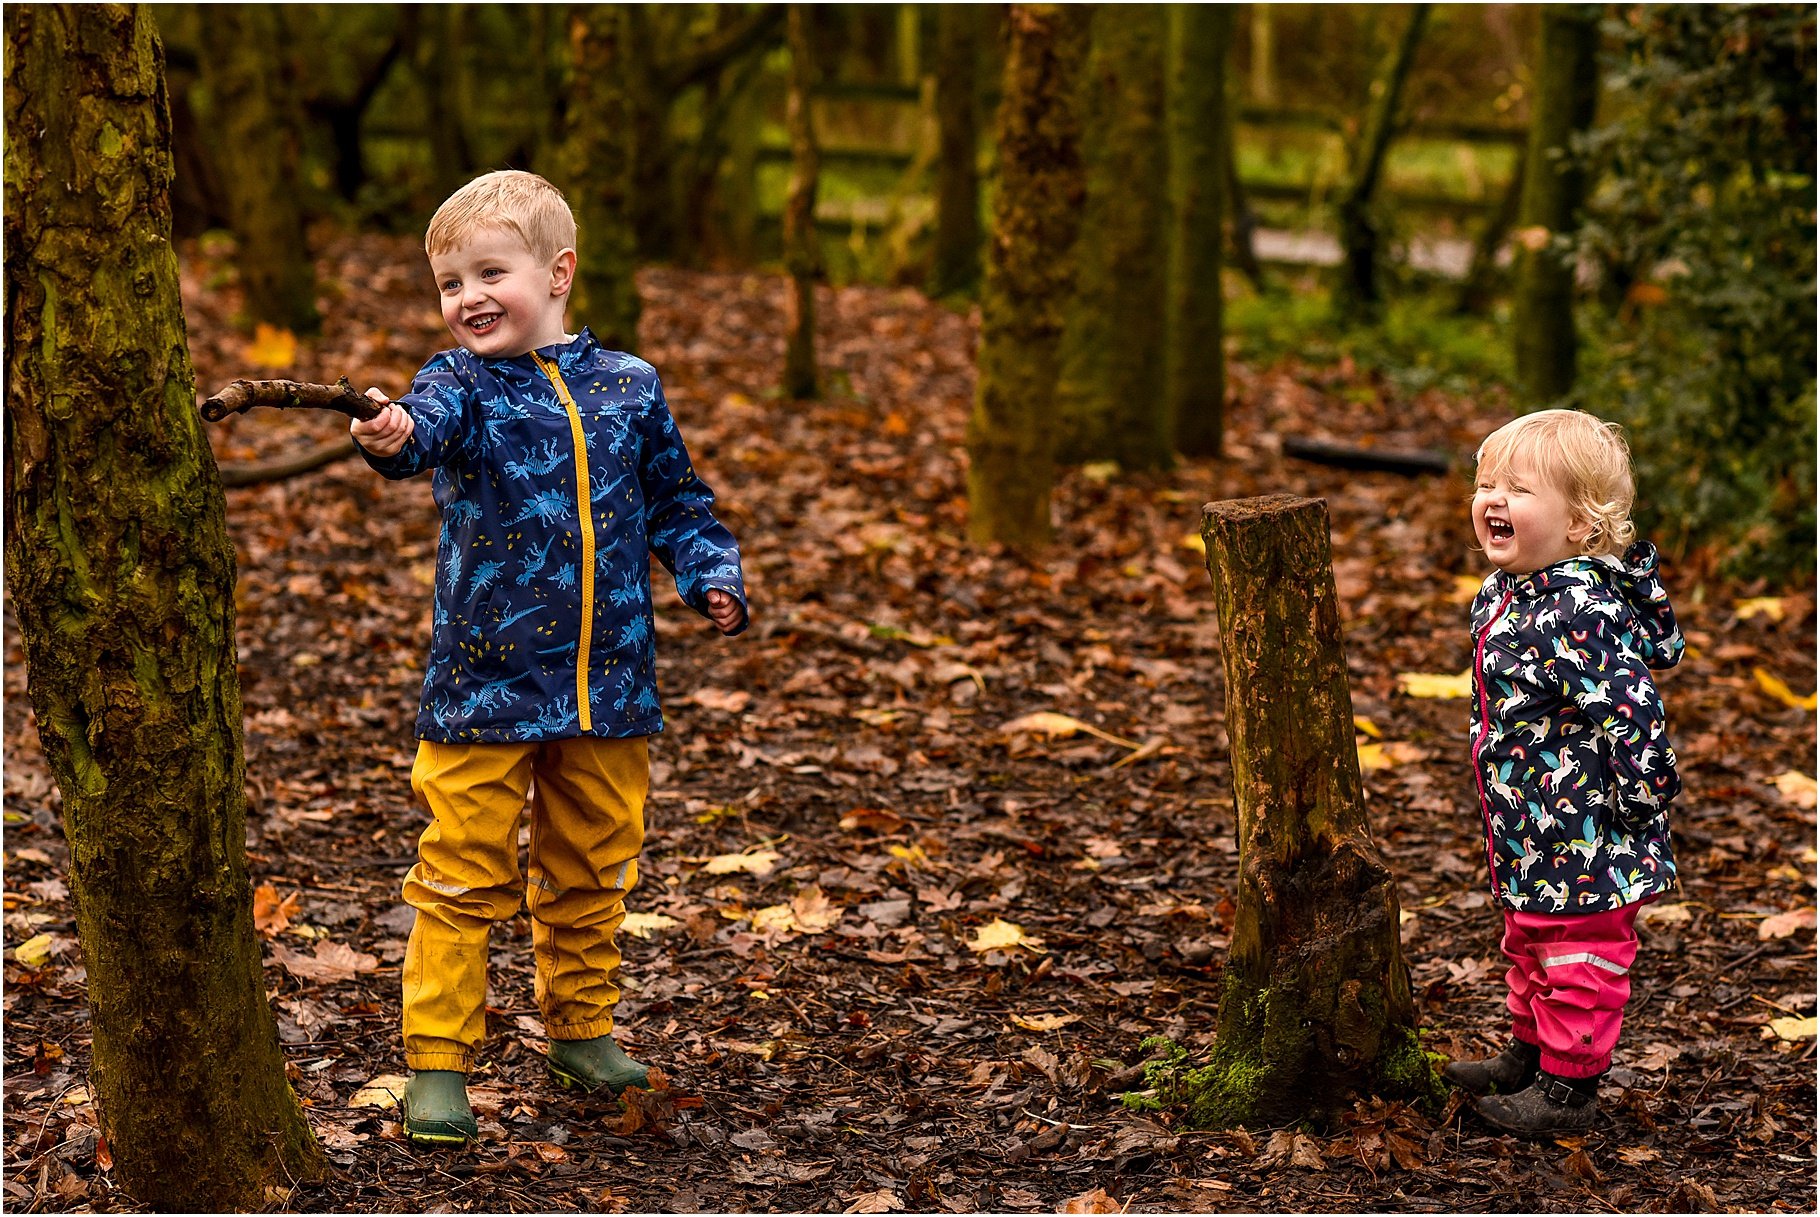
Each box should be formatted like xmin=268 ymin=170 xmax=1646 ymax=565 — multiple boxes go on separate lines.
xmin=1475 ymin=409 xmax=1636 ymax=558
xmin=425 ymin=170 xmax=577 ymax=263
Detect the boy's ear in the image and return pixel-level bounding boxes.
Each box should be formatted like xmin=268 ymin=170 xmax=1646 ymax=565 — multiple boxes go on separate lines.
xmin=549 ymin=248 xmax=577 ymax=298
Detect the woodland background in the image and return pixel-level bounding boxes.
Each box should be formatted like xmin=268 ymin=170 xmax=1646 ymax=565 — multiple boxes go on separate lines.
xmin=3 ymin=4 xmax=1816 ymax=1213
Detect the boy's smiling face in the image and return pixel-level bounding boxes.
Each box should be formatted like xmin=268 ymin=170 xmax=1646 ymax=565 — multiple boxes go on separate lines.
xmin=1472 ymin=460 xmax=1591 ymax=575
xmin=430 ymin=225 xmax=575 ymax=358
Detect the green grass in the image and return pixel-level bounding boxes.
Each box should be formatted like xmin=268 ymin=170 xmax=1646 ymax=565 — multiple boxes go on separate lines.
xmin=1226 ymin=283 xmax=1514 ymax=396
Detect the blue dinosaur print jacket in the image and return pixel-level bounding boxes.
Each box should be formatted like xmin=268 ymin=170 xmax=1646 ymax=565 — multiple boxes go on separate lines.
xmin=359 ymin=330 xmax=746 ymax=743
xmin=1468 ymin=543 xmax=1683 ymax=914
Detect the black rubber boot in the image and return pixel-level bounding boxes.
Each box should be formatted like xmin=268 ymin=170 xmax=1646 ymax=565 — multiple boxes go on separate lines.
xmin=1475 ymin=1070 xmax=1600 ymax=1138
xmin=402 ymin=1070 xmax=479 ymax=1147
xmin=547 ymin=1034 xmax=651 ymax=1095
xmin=1442 ymin=1039 xmax=1541 ymax=1095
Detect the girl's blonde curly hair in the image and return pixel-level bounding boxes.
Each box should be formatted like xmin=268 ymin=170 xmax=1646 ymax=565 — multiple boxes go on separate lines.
xmin=1475 ymin=409 xmax=1637 ymax=558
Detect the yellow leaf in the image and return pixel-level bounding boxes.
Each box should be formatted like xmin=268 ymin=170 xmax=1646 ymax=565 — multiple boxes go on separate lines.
xmin=886 ymin=842 xmax=934 ymax=869
xmin=1180 ymin=532 xmax=1208 ymax=558
xmin=1762 ymin=1016 xmax=1817 ymax=1042
xmin=348 ymin=1073 xmax=409 ymax=1110
xmin=1356 ymin=742 xmax=1394 ymax=772
xmin=1352 ymin=716 xmax=1382 ymax=739
xmin=620 ymin=912 xmax=679 ymax=939
xmin=1358 ymin=737 xmax=1426 ymax=771
xmin=968 ymin=917 xmax=1044 ymax=955
xmin=13 ymin=933 xmax=54 ymax=967
xmin=749 ymin=904 xmax=797 ymax=934
xmin=1771 ymin=771 xmax=1818 ymax=808
xmin=1735 ymin=596 xmax=1787 ymax=623
xmin=63 ymin=1087 xmax=91 ymax=1106
xmin=789 ymin=885 xmax=842 ymax=934
xmin=1397 ymin=671 xmax=1473 ymax=699
xmin=1758 ymin=908 xmax=1816 ymax=940
xmin=1753 ymin=667 xmax=1817 ymax=711
xmin=1010 ymin=1012 xmax=1081 ymax=1032
xmin=701 ymin=849 xmax=780 ymax=877
xmin=1636 ymin=902 xmax=1693 ymax=928
xmin=246 ymin=323 xmax=298 ymax=370
xmin=1448 ymin=574 xmax=1486 ymax=605
xmin=1002 ymin=711 xmax=1140 ymax=750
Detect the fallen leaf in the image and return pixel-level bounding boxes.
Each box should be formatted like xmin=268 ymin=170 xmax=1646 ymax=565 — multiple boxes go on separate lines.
xmin=253 ymin=884 xmax=302 ymax=938
xmin=1357 ymin=742 xmax=1395 ymax=772
xmin=349 ymin=1073 xmax=409 ymax=1110
xmin=843 ymin=1189 xmax=901 ymax=1214
xmin=968 ymin=917 xmax=1045 ymax=955
xmin=839 ymin=808 xmax=909 ymax=835
xmin=13 ymin=933 xmax=55 ymax=967
xmin=1770 ymin=771 xmax=1818 ymax=808
xmin=789 ymin=885 xmax=842 ymax=934
xmin=1396 ymin=670 xmax=1473 ymax=699
xmin=1758 ymin=908 xmax=1815 ymax=940
xmin=1356 ymin=740 xmax=1426 ymax=771
xmin=1636 ymin=902 xmax=1693 ymax=928
xmin=686 ymin=687 xmax=751 ymax=713
xmin=620 ymin=912 xmax=679 ymax=939
xmin=1352 ymin=715 xmax=1383 ymax=738
xmin=1010 ymin=1012 xmax=1081 ymax=1032
xmin=700 ymin=849 xmax=780 ymax=877
xmin=1734 ymin=596 xmax=1786 ymax=622
xmin=246 ymin=322 xmax=298 ymax=369
xmin=1616 ymin=1145 xmax=1662 ymax=1165
xmin=1762 ymin=1016 xmax=1817 ymax=1042
xmin=1001 ymin=711 xmax=1140 ymax=750
xmin=1058 ymin=1186 xmax=1121 ymax=1213
xmin=1753 ymin=667 xmax=1817 ymax=711
xmin=1180 ymin=532 xmax=1208 ymax=558
xmin=931 ymin=661 xmax=986 ymax=691
xmin=1448 ymin=574 xmax=1487 ymax=604
xmin=270 ymin=939 xmax=378 ymax=985
xmin=1260 ymin=1129 xmax=1325 ymax=1171
xmin=1561 ymin=1147 xmax=1602 ymax=1183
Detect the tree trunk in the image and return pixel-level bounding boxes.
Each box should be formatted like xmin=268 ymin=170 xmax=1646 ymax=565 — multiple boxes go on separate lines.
xmin=1166 ymin=5 xmax=1231 ymax=459
xmin=3 ymin=6 xmax=323 ymax=1207
xmin=1513 ymin=5 xmax=1600 ymax=404
xmin=1056 ymin=5 xmax=1172 ymax=471
xmin=966 ymin=3 xmax=1091 ymax=550
xmin=717 ymin=64 xmax=765 ymax=265
xmin=623 ymin=8 xmax=679 ymax=261
xmin=1453 ymin=145 xmax=1526 ymax=316
xmin=1248 ymin=3 xmax=1277 ymax=106
xmin=1335 ymin=3 xmax=1432 ymax=317
xmin=1224 ymin=129 xmax=1268 ymax=292
xmin=1189 ymin=496 xmax=1434 ymax=1128
xmin=195 ymin=4 xmax=318 ymax=332
xmin=782 ymin=4 xmax=822 ymax=399
xmin=561 ymin=6 xmax=641 ymax=353
xmin=403 ymin=5 xmax=477 ymax=199
xmin=928 ymin=2 xmax=983 ymax=297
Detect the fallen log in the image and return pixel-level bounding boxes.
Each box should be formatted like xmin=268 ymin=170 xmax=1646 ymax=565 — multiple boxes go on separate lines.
xmin=1282 ymin=435 xmax=1451 ymax=476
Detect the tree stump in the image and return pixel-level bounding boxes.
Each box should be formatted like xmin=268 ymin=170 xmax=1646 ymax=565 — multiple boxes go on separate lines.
xmin=1188 ymin=495 xmax=1436 ymax=1127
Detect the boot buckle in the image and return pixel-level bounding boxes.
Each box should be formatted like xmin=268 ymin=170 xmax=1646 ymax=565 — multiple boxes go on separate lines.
xmin=1536 ymin=1074 xmax=1591 ymax=1107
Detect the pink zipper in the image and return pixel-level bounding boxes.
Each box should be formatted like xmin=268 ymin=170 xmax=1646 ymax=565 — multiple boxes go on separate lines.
xmin=1472 ymin=589 xmax=1514 ymax=897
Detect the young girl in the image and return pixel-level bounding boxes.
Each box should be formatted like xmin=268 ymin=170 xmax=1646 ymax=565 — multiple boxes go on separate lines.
xmin=1446 ymin=409 xmax=1684 ymax=1136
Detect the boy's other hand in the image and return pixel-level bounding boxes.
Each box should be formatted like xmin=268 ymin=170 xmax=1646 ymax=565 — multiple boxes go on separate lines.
xmin=706 ymin=589 xmax=746 ymax=635
xmin=349 ymin=389 xmax=414 ymax=457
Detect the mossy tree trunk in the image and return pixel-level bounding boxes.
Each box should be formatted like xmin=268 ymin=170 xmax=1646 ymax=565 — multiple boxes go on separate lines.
xmin=1513 ymin=5 xmax=1601 ymax=404
xmin=562 ymin=5 xmax=642 ymax=353
xmin=928 ymin=2 xmax=983 ymax=298
xmin=3 ymin=6 xmax=323 ymax=1207
xmin=1192 ymin=496 xmax=1430 ymax=1128
xmin=1334 ymin=3 xmax=1431 ymax=318
xmin=194 ymin=4 xmax=318 ymax=333
xmin=782 ymin=4 xmax=822 ymax=400
xmin=1055 ymin=5 xmax=1171 ymax=471
xmin=1166 ymin=5 xmax=1231 ymax=460
xmin=965 ymin=4 xmax=1090 ymax=550
xmin=401 ymin=5 xmax=477 ymax=200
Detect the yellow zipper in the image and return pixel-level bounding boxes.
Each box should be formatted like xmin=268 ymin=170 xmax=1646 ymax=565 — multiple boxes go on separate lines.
xmin=530 ymin=351 xmax=596 ymax=732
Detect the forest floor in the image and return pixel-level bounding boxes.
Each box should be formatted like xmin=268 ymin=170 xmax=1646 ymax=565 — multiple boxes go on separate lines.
xmin=4 ymin=236 xmax=1816 ymax=1214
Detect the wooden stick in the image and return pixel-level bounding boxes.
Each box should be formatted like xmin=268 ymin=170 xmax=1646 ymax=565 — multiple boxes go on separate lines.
xmin=199 ymin=376 xmax=381 ymax=423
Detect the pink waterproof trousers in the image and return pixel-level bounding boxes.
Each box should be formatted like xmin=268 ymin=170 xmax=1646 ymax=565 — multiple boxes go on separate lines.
xmin=1501 ymin=901 xmax=1647 ymax=1079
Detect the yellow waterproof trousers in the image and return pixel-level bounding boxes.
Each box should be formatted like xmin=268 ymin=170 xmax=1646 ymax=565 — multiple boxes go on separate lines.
xmin=400 ymin=737 xmax=648 ymax=1072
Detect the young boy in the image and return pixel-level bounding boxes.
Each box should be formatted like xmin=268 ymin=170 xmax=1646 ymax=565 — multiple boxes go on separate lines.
xmin=351 ymin=170 xmax=747 ymax=1146
xmin=1446 ymin=409 xmax=1683 ymax=1136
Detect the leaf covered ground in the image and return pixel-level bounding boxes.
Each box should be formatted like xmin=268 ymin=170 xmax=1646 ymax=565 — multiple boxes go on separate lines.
xmin=4 ymin=237 xmax=1816 ymax=1213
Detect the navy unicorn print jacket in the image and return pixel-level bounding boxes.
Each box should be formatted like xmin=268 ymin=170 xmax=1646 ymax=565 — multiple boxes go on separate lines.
xmin=1468 ymin=543 xmax=1683 ymax=913
xmin=359 ymin=330 xmax=746 ymax=743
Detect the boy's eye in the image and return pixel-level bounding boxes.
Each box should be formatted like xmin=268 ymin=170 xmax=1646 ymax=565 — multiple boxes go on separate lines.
xmin=482 ymin=267 xmax=503 ymax=279
xmin=440 ymin=279 xmax=460 ymax=292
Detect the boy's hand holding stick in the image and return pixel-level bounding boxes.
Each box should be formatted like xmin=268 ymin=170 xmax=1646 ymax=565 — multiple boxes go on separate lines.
xmin=200 ymin=377 xmax=415 ymax=459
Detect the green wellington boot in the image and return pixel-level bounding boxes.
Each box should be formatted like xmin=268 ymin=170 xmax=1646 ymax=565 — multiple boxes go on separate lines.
xmin=402 ymin=1070 xmax=479 ymax=1147
xmin=547 ymin=1034 xmax=651 ymax=1095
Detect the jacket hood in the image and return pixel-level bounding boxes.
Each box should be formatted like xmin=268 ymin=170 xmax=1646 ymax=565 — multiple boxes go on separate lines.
xmin=1494 ymin=542 xmax=1684 ymax=670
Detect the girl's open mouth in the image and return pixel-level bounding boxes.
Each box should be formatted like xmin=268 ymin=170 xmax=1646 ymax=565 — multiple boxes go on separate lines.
xmin=1487 ymin=519 xmax=1515 ymax=542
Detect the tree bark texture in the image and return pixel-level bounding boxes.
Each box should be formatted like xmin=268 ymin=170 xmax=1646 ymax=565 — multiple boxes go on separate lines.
xmin=928 ymin=2 xmax=984 ymax=298
xmin=1055 ymin=5 xmax=1172 ymax=471
xmin=1513 ymin=5 xmax=1600 ymax=404
xmin=782 ymin=4 xmax=822 ymax=399
xmin=3 ymin=6 xmax=323 ymax=1207
xmin=1454 ymin=145 xmax=1527 ymax=316
xmin=965 ymin=4 xmax=1090 ymax=550
xmin=1191 ymin=496 xmax=1430 ymax=1128
xmin=562 ymin=5 xmax=642 ymax=353
xmin=193 ymin=4 xmax=319 ymax=333
xmin=1335 ymin=3 xmax=1432 ymax=316
xmin=1166 ymin=5 xmax=1231 ymax=459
